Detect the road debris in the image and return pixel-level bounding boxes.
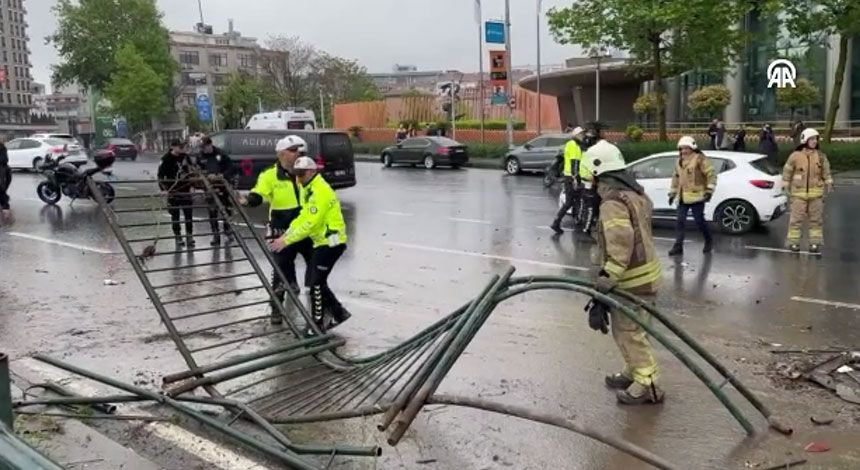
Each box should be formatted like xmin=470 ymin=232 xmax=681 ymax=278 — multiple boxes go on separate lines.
xmin=809 ymin=415 xmax=834 ymax=425
xmin=803 ymin=442 xmax=830 ymax=453
xmin=102 ymin=279 xmax=120 ymax=286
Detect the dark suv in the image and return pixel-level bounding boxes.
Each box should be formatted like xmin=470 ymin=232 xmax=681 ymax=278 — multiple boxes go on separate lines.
xmin=208 ymin=130 xmax=357 ymax=190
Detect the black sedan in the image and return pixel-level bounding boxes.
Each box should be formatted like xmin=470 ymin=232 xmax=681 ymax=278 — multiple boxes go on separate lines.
xmin=97 ymin=138 xmax=139 ymax=161
xmin=381 ymin=137 xmax=468 ymax=169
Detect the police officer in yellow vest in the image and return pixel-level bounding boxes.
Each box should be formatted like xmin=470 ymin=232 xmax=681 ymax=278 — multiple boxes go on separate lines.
xmin=668 ymin=136 xmax=716 ymax=256
xmin=550 ymin=127 xmax=586 ymax=234
xmin=584 ymin=139 xmax=665 ymax=405
xmin=242 ymin=136 xmax=314 ymax=324
xmin=269 ymin=156 xmax=350 ymax=334
xmin=782 ymin=128 xmax=832 ymax=253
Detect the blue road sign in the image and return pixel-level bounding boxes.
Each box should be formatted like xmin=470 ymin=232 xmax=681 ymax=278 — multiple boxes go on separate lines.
xmin=485 ymin=21 xmax=505 ymax=44
xmin=196 ymin=94 xmax=212 ymax=123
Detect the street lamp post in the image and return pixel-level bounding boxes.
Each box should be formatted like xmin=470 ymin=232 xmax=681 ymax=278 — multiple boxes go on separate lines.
xmin=504 ymin=0 xmax=513 ymax=149
xmin=588 ymin=46 xmax=611 ymax=123
xmin=536 ymin=0 xmax=542 ymax=135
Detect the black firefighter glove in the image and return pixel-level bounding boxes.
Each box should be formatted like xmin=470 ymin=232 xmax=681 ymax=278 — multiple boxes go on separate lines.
xmin=585 ymin=299 xmax=610 ymax=334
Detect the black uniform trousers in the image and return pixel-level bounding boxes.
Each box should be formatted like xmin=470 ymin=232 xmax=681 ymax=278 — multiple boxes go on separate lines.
xmin=308 ymin=243 xmax=348 ymax=324
xmin=167 ymin=193 xmax=193 ymax=236
xmin=269 ymin=227 xmax=314 ymax=312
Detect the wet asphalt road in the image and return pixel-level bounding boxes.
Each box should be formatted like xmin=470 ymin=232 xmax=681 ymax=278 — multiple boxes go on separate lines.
xmin=2 ymin=153 xmax=860 ymax=469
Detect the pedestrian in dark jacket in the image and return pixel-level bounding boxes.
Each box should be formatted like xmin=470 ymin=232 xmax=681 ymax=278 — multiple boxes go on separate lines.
xmin=733 ymin=125 xmax=747 ymax=151
xmin=758 ymin=124 xmax=779 ymax=164
xmin=198 ymin=136 xmax=238 ymax=246
xmin=157 ymin=140 xmax=196 ymax=247
xmin=707 ymin=119 xmax=719 ymax=150
xmin=0 ymin=138 xmax=12 ymax=223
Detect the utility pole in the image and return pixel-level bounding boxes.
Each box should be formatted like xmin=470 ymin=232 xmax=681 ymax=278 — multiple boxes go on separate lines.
xmin=197 ymin=0 xmax=205 ymax=24
xmin=504 ymin=0 xmax=513 ymax=149
xmin=319 ymin=88 xmax=326 ymax=128
xmin=476 ymin=0 xmax=485 ymax=144
xmin=536 ymin=0 xmax=542 ymax=135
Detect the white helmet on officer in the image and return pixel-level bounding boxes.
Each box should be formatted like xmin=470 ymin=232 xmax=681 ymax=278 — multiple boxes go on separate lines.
xmin=571 ymin=126 xmax=585 ymax=139
xmin=799 ymin=128 xmax=819 ymax=149
xmin=275 ymin=135 xmax=308 ymax=155
xmin=677 ymin=135 xmax=697 ymax=150
xmin=585 ymin=140 xmax=626 ymax=177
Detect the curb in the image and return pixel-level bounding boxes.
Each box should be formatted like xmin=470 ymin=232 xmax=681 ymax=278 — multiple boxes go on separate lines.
xmin=354 ymin=155 xmax=502 ymax=170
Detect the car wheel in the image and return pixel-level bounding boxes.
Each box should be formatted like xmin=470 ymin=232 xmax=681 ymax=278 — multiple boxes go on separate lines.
xmin=382 ymin=153 xmax=393 ymax=167
xmin=32 ymin=157 xmax=44 ymax=170
xmin=423 ymin=154 xmax=436 ymax=169
xmin=716 ymin=200 xmax=757 ymax=235
xmin=505 ymin=157 xmax=521 ymax=175
xmin=130 ymin=155 xmax=137 ymax=161
xmin=451 ymin=164 xmax=461 ymax=170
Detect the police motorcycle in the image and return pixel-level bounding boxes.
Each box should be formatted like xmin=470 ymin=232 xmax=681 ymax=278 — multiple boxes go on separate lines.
xmin=36 ymin=151 xmax=116 ymax=205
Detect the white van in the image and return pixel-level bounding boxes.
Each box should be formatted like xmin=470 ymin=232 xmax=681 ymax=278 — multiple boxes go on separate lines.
xmin=245 ymin=109 xmax=317 ymax=130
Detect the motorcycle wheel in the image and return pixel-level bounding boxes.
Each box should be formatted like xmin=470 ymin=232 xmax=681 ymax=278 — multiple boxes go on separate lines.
xmin=542 ymin=172 xmax=557 ymax=188
xmin=37 ymin=182 xmax=62 ymax=205
xmin=97 ymin=182 xmax=116 ymax=204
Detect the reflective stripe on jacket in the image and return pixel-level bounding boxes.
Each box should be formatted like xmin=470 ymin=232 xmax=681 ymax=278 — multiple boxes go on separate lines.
xmin=782 ymin=149 xmax=832 ymax=200
xmin=562 ymin=139 xmax=582 ymax=177
xmin=597 ymin=188 xmax=661 ymax=294
xmin=284 ymin=174 xmax=348 ymax=248
xmin=251 ymin=164 xmax=301 ymax=229
xmin=670 ymin=152 xmax=716 ymax=204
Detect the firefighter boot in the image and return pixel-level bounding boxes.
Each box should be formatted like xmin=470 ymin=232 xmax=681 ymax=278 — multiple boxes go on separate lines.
xmin=617 ymin=382 xmax=665 ymax=405
xmin=605 ymin=373 xmax=634 ymax=390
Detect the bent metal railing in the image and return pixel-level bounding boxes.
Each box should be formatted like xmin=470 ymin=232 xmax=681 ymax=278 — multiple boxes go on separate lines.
xmin=24 ymin=175 xmax=792 ymax=469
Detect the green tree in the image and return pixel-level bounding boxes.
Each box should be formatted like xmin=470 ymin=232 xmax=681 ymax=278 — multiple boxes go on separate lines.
xmin=633 ymin=92 xmax=665 ymax=122
xmin=687 ymin=84 xmax=732 ymax=119
xmin=49 ymin=0 xmax=175 ymax=93
xmin=104 ymin=44 xmax=169 ymax=130
xmin=780 ymin=0 xmax=860 ymax=142
xmin=260 ymin=35 xmax=381 ymax=119
xmin=548 ymin=0 xmax=751 ymax=141
xmin=217 ymin=73 xmax=265 ymax=129
xmin=776 ymin=77 xmax=821 ymax=122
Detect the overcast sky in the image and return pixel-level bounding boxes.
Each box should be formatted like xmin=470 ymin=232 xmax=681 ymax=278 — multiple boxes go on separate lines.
xmin=29 ymin=0 xmax=582 ymax=93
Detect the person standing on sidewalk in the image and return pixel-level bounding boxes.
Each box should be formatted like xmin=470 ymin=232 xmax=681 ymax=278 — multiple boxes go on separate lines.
xmin=550 ymin=126 xmax=586 ymax=234
xmin=668 ymin=136 xmax=716 ymax=256
xmin=782 ymin=128 xmax=832 ymax=254
xmin=583 ymin=140 xmax=665 ymax=405
xmin=269 ymin=156 xmax=350 ymax=335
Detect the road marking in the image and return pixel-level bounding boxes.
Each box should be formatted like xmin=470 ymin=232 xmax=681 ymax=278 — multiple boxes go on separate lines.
xmin=8 ymin=232 xmax=115 ymax=254
xmin=746 ymin=245 xmax=822 ymax=256
xmin=791 ymin=296 xmax=860 ymax=310
xmin=114 ymin=185 xmax=139 ymax=191
xmin=516 ymin=195 xmax=548 ymax=200
xmin=653 ymin=237 xmax=690 ymax=243
xmin=16 ymin=358 xmax=268 ymax=470
xmin=386 ymin=241 xmax=589 ymax=271
xmin=449 ymin=217 xmax=492 ymax=225
xmin=380 ymin=210 xmax=414 ymax=217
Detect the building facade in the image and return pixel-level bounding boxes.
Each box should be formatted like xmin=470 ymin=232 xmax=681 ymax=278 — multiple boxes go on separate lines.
xmin=0 ymin=0 xmax=37 ymax=133
xmin=45 ymin=84 xmax=93 ymax=139
xmin=29 ymin=81 xmax=46 ymax=114
xmin=160 ymin=20 xmax=287 ymax=141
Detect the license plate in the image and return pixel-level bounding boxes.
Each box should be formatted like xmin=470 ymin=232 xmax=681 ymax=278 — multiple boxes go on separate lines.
xmin=334 ymin=170 xmax=346 ymax=176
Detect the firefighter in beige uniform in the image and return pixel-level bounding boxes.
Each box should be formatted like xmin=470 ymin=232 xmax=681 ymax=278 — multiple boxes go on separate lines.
xmin=782 ymin=128 xmax=832 ymax=254
xmin=583 ymin=140 xmax=664 ymax=404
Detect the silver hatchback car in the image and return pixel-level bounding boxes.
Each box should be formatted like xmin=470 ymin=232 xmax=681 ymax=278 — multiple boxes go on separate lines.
xmin=503 ymin=133 xmax=570 ymax=175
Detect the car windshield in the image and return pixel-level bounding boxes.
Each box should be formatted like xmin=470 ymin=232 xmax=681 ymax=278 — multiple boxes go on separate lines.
xmin=750 ymin=157 xmax=780 ymax=176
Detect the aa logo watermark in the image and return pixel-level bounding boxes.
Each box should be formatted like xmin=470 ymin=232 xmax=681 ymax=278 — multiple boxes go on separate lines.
xmin=767 ymin=59 xmax=797 ymax=88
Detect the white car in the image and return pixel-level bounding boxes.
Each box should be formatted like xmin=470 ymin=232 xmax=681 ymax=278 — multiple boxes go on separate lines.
xmin=560 ymin=150 xmax=788 ymax=234
xmin=31 ymin=133 xmax=81 ymax=145
xmin=6 ymin=137 xmax=88 ymax=170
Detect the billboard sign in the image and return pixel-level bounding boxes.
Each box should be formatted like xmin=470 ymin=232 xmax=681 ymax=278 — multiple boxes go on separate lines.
xmin=489 ymin=50 xmax=508 ymax=106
